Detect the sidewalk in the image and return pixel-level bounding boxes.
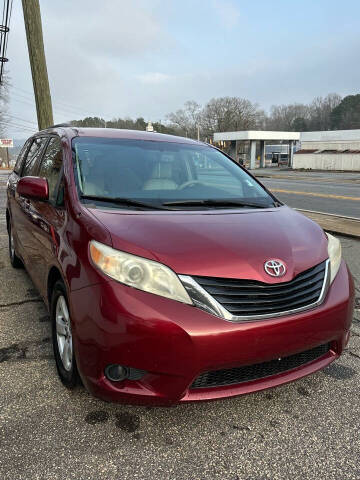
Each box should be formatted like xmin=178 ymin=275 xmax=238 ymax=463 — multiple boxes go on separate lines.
xmin=297 ymin=209 xmax=360 ymax=238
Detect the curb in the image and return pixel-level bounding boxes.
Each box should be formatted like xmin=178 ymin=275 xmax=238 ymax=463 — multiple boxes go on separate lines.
xmin=255 ymin=173 xmax=360 ymax=183
xmin=296 ymin=209 xmax=360 ymax=239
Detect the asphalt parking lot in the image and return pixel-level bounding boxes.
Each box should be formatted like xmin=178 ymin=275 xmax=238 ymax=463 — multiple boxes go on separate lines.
xmin=256 ymin=170 xmax=360 ymax=219
xmin=0 ymin=170 xmax=359 ymax=480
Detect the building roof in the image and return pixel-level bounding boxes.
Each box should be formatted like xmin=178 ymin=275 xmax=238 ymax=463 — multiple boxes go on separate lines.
xmin=301 ymin=129 xmax=360 ymax=142
xmin=213 ymin=131 xmax=300 ymax=141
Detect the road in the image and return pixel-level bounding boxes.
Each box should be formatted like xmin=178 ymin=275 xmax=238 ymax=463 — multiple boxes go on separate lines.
xmin=256 ymin=170 xmax=360 ymax=218
xmin=0 ymin=169 xmax=360 ymax=480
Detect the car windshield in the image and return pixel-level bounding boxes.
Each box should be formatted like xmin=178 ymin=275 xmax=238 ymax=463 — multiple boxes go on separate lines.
xmin=72 ymin=137 xmax=277 ymax=210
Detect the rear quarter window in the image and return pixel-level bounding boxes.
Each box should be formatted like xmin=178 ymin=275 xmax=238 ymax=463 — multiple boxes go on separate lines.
xmin=38 ymin=136 xmax=63 ymax=204
xmin=21 ymin=137 xmax=48 ymax=177
xmin=13 ymin=139 xmax=31 ymax=175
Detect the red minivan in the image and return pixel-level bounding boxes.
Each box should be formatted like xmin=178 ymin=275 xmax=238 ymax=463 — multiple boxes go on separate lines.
xmin=6 ymin=126 xmax=354 ymax=405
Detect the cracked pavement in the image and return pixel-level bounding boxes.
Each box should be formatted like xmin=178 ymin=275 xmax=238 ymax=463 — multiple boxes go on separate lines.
xmin=0 ymin=170 xmax=359 ymax=480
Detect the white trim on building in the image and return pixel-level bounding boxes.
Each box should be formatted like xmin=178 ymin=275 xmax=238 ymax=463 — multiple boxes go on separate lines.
xmin=300 ymin=129 xmax=360 ymax=143
xmin=213 ymin=131 xmax=300 ymax=142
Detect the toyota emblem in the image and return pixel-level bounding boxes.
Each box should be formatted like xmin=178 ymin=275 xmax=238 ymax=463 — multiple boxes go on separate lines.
xmin=264 ymin=259 xmax=286 ymax=277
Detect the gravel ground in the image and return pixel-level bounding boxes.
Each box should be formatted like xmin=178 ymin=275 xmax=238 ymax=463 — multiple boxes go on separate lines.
xmin=0 ymin=170 xmax=359 ymax=480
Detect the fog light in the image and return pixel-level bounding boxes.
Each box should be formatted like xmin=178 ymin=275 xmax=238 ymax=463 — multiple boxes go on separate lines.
xmin=104 ymin=364 xmax=128 ymax=382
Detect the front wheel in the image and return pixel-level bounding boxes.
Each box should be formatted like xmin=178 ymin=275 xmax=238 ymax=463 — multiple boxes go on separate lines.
xmin=8 ymin=222 xmax=23 ymax=268
xmin=51 ymin=280 xmax=80 ymax=388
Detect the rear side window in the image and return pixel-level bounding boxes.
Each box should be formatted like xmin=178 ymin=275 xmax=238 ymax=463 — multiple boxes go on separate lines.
xmin=13 ymin=139 xmax=31 ymax=174
xmin=38 ymin=137 xmax=63 ymax=204
xmin=21 ymin=137 xmax=48 ymax=177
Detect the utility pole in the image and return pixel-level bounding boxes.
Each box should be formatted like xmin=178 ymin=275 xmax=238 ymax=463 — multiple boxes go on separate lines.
xmin=22 ymin=0 xmax=53 ymax=130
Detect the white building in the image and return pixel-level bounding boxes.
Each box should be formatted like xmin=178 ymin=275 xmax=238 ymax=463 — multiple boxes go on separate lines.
xmin=213 ymin=131 xmax=299 ymax=169
xmin=293 ymin=130 xmax=360 ymax=171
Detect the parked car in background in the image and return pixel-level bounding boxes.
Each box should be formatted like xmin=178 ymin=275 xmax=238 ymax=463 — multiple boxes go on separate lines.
xmin=6 ymin=126 xmax=354 ymax=405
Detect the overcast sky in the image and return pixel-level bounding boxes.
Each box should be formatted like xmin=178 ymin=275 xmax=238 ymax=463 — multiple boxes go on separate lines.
xmin=5 ymin=0 xmax=360 ymax=138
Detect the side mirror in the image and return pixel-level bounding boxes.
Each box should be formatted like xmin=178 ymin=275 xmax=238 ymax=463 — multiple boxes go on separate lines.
xmin=17 ymin=176 xmax=49 ymax=201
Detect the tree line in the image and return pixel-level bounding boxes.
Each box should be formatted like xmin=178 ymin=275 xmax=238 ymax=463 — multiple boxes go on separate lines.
xmin=70 ymin=117 xmax=177 ymax=135
xmin=2 ymin=80 xmax=358 ymax=139
xmin=70 ymin=93 xmax=360 ymax=141
xmin=165 ymin=93 xmax=360 ymax=139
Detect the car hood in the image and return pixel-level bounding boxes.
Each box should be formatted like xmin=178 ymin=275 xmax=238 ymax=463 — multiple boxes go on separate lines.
xmin=87 ymin=206 xmax=328 ymax=283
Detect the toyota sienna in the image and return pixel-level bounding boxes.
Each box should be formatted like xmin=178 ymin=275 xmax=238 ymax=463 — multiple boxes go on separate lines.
xmin=6 ymin=126 xmax=354 ymax=405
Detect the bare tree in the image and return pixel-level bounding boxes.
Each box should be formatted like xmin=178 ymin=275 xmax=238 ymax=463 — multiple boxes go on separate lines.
xmin=200 ymin=97 xmax=264 ymax=137
xmin=166 ymin=100 xmax=202 ymax=138
xmin=308 ymin=93 xmax=342 ymax=130
xmin=265 ymin=94 xmax=342 ymax=132
xmin=265 ymin=103 xmax=310 ymax=131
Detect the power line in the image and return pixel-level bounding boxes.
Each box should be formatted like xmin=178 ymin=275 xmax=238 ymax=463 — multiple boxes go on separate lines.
xmin=0 ymin=118 xmax=35 ymax=128
xmin=11 ymin=96 xmax=38 ymax=108
xmin=0 ymin=121 xmax=35 ymax=133
xmin=10 ymin=84 xmax=114 ymax=119
xmin=3 ymin=0 xmax=12 ymax=63
xmin=10 ymin=93 xmax=79 ymax=119
xmin=0 ymin=0 xmax=9 ymax=82
xmin=10 ymin=90 xmax=93 ymax=119
xmin=0 ymin=1 xmax=6 ymax=57
xmin=0 ymin=0 xmax=13 ymax=84
xmin=11 ymin=85 xmax=88 ymax=116
xmin=5 ymin=112 xmax=38 ymax=126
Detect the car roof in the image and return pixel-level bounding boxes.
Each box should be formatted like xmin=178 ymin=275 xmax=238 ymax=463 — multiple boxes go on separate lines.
xmin=36 ymin=126 xmax=204 ymax=146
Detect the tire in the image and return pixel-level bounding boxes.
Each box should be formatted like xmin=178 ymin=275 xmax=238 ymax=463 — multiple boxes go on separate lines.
xmin=8 ymin=222 xmax=23 ymax=269
xmin=51 ymin=280 xmax=80 ymax=388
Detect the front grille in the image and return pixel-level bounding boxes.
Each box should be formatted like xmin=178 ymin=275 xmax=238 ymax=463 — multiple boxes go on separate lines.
xmin=192 ymin=261 xmax=327 ymax=317
xmin=191 ymin=343 xmax=330 ymax=389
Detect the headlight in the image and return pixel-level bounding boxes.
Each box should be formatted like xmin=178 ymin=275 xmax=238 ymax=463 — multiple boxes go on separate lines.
xmin=326 ymin=233 xmax=342 ymax=284
xmin=89 ymin=240 xmax=192 ymax=305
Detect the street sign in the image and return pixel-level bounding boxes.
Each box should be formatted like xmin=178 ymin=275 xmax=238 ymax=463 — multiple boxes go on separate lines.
xmin=0 ymin=139 xmax=13 ymax=148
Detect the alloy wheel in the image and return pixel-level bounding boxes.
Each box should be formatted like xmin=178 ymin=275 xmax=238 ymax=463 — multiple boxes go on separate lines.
xmin=9 ymin=229 xmax=15 ymax=260
xmin=55 ymin=295 xmax=73 ymax=372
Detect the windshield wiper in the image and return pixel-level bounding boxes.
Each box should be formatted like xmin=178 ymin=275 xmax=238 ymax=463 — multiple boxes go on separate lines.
xmin=162 ymin=199 xmax=270 ymax=209
xmin=80 ymin=195 xmax=170 ymax=210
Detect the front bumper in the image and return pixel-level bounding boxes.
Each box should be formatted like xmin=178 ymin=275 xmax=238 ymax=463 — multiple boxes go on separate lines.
xmin=70 ymin=260 xmax=354 ymax=405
